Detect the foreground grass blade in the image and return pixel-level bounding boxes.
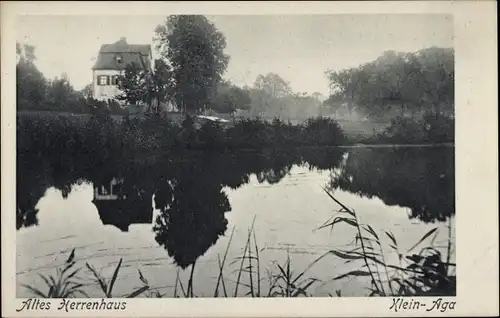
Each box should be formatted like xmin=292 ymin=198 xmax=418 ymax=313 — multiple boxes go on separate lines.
xmin=321 ymin=187 xmax=355 ymax=217
xmin=86 ymin=263 xmax=108 ymax=295
xmin=407 ymin=228 xmax=438 ymax=253
xmin=107 ymin=258 xmax=123 ymax=297
xmin=126 ymin=285 xmax=149 ymax=298
xmin=234 ymin=216 xmax=256 ymax=297
xmin=253 ymin=229 xmax=261 ymax=297
xmin=215 ymin=226 xmax=235 ymax=297
xmin=22 ymin=284 xmax=47 ymax=298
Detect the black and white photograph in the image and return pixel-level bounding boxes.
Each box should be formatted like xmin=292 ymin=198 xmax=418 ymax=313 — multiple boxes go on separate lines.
xmin=1 ymin=1 xmax=498 ymax=317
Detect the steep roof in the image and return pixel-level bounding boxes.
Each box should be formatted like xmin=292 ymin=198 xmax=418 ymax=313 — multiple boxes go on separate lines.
xmin=92 ymin=37 xmax=152 ymax=70
xmin=99 ymin=37 xmax=151 ymax=55
xmin=92 ymin=52 xmax=150 ymax=70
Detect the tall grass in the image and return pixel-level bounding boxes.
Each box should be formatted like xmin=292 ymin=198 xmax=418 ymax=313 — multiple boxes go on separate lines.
xmin=233 ymin=217 xmax=257 ymax=297
xmin=175 ymin=216 xmax=319 ymax=298
xmin=22 ymin=249 xmax=149 ymax=298
xmin=21 ymin=249 xmax=88 ymax=298
xmin=86 ymin=259 xmax=150 ymax=298
xmin=266 ymin=250 xmax=320 ymax=297
xmin=214 ymin=227 xmax=235 ymax=297
xmin=316 ymin=187 xmax=456 ymax=296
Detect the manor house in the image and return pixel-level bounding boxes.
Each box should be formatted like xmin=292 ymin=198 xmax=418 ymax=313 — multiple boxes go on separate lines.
xmin=91 ymin=37 xmax=153 ymax=101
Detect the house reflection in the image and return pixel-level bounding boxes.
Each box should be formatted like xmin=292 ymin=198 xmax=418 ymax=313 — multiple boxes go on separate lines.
xmin=92 ymin=178 xmax=153 ymax=232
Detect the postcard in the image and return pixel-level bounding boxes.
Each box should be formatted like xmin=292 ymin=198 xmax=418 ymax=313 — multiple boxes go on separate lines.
xmin=1 ymin=1 xmax=498 ymax=317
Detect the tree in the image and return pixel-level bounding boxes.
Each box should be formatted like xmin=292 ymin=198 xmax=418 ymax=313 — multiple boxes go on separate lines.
xmin=246 ymin=73 xmax=294 ymax=118
xmin=322 ymin=92 xmax=344 ymax=115
xmin=154 ymin=15 xmax=230 ymax=115
xmin=412 ymin=47 xmax=454 ymax=117
xmin=117 ymin=62 xmax=148 ymax=106
xmin=247 ymin=87 xmax=273 ymax=117
xmin=325 ymin=68 xmax=365 ymax=116
xmin=209 ymin=82 xmax=252 ymax=114
xmin=46 ymin=73 xmax=78 ymax=110
xmin=117 ymin=58 xmax=175 ymax=114
xmin=81 ymin=83 xmax=94 ymax=99
xmin=152 ymin=58 xmax=175 ymax=108
xmin=325 ymin=47 xmax=454 ymax=120
xmin=16 ymin=43 xmax=48 ymax=109
xmin=311 ymin=92 xmax=325 ymax=101
xmin=17 ymin=43 xmax=37 ymax=64
xmin=253 ymin=73 xmax=292 ymax=99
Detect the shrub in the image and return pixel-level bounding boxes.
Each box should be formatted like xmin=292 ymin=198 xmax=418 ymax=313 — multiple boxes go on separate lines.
xmin=197 ymin=121 xmax=225 ymax=150
xmin=422 ymin=112 xmax=454 ymax=143
xmin=365 ymin=114 xmax=455 ymax=144
xmin=17 ymin=114 xmax=348 ymax=164
xmin=226 ymin=118 xmax=272 ymax=149
xmin=302 ymin=117 xmax=347 ymax=146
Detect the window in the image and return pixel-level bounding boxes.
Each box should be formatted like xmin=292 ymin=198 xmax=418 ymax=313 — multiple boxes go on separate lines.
xmin=98 ymin=75 xmax=108 ymax=86
xmin=99 ymin=186 xmax=109 ymax=195
xmin=111 ymin=75 xmax=119 ymax=86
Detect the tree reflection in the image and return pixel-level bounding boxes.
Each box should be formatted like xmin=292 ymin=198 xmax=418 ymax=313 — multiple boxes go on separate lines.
xmin=16 ymin=145 xmax=454 ymax=268
xmin=328 ymin=147 xmax=455 ymax=222
xmin=16 ymin=149 xmax=333 ymax=267
xmin=153 ymin=178 xmax=230 ymax=269
xmin=152 ymin=155 xmax=231 ymax=269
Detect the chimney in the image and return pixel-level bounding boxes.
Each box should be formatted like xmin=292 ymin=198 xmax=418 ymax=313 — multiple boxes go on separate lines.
xmin=117 ymin=37 xmax=127 ymax=45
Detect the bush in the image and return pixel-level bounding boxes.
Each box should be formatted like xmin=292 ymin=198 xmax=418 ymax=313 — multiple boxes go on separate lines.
xmin=422 ymin=112 xmax=454 ymax=143
xmin=224 ymin=117 xmax=346 ymax=149
xmin=17 ymin=115 xmax=347 ymax=164
xmin=302 ymin=117 xmax=347 ymax=146
xmin=364 ymin=114 xmax=455 ymax=144
xmin=226 ymin=118 xmax=271 ymax=149
xmin=384 ymin=117 xmax=427 ymax=143
xmin=198 ymin=121 xmax=225 ymax=149
xmin=18 ymin=96 xmax=130 ymax=116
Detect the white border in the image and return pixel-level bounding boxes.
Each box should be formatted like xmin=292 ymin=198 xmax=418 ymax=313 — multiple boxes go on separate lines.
xmin=2 ymin=1 xmax=498 ymax=317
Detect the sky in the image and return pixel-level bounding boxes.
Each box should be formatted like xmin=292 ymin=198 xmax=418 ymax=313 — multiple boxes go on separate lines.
xmin=16 ymin=14 xmax=453 ymax=96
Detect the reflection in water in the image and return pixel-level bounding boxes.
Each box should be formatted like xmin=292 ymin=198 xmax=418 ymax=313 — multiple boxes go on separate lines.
xmin=16 ymin=146 xmax=454 ymax=268
xmin=93 ymin=178 xmax=153 ymax=232
xmin=329 ymin=147 xmax=455 ymax=223
xmin=152 ymin=157 xmax=231 ymax=269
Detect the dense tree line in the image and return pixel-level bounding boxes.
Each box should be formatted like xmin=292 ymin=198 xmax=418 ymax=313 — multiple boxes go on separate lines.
xmin=116 ymin=16 xmax=327 ymax=120
xmin=16 ymin=43 xmax=124 ymax=114
xmin=324 ymin=47 xmax=454 ymax=120
xmin=17 ymin=14 xmax=454 ymax=139
xmin=17 ymin=43 xmax=79 ymax=111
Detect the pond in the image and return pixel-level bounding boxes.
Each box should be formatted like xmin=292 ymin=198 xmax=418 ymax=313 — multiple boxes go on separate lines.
xmin=16 ymin=146 xmax=455 ymax=297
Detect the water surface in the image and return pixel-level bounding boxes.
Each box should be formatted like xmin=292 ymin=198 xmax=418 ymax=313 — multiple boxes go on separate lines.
xmin=16 ymin=146 xmax=455 ymax=297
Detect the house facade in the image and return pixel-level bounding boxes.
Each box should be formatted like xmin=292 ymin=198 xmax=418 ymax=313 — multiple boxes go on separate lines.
xmin=91 ymin=37 xmax=153 ymax=101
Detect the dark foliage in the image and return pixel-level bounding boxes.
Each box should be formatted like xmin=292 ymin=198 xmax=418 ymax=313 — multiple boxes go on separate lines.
xmin=363 ymin=114 xmax=454 ymax=144
xmin=329 ymin=146 xmax=455 ymax=223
